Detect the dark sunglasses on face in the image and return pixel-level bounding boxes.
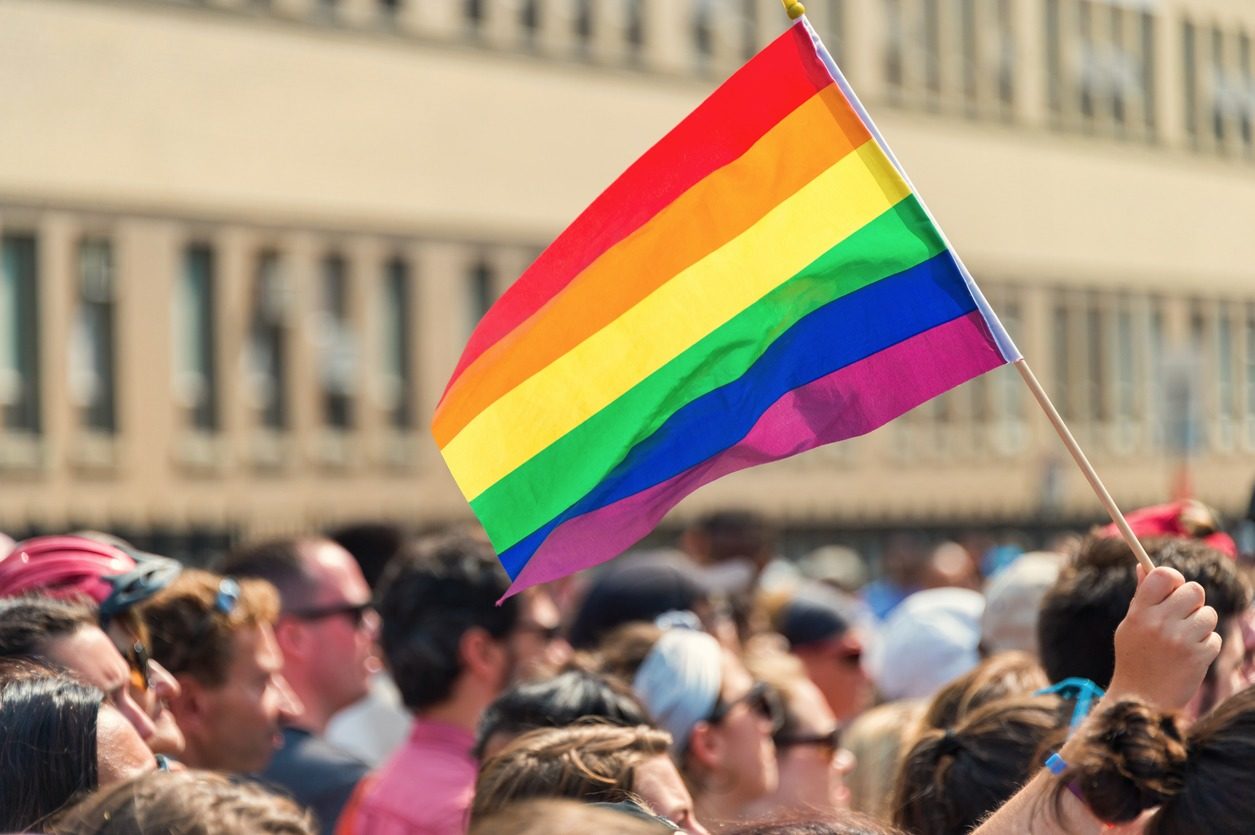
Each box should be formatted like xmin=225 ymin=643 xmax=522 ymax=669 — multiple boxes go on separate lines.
xmin=775 ymin=727 xmax=842 ymax=757
xmin=126 ymin=641 xmax=152 ymax=694
xmin=287 ymin=601 xmax=375 ymax=629
xmin=707 ymin=681 xmax=785 ymax=733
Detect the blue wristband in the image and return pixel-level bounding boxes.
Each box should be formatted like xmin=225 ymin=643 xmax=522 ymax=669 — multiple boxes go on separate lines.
xmin=1044 ymin=752 xmax=1068 ymax=775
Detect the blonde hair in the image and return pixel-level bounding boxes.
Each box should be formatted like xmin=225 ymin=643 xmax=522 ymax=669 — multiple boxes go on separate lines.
xmin=470 ymin=723 xmax=672 ymax=824
xmin=48 ymin=770 xmax=314 ymax=834
xmin=140 ymin=569 xmax=280 ymax=686
xmin=469 ymin=798 xmax=669 ymax=835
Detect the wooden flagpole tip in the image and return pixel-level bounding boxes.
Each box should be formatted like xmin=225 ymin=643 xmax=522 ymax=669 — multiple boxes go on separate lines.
xmin=783 ymin=1 xmax=806 ymax=19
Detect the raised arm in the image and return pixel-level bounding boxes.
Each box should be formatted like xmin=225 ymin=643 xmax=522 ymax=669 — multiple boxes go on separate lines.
xmin=973 ymin=565 xmax=1221 ymax=835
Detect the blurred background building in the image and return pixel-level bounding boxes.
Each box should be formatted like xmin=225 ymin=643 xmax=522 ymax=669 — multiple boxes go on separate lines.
xmin=2 ymin=0 xmax=1255 ymax=562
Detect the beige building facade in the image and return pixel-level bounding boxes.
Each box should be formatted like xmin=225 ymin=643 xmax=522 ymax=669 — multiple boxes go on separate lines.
xmin=2 ymin=0 xmax=1255 ymax=558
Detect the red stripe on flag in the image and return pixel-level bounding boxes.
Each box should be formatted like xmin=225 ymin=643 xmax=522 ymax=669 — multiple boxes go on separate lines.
xmin=440 ymin=22 xmax=832 ymax=398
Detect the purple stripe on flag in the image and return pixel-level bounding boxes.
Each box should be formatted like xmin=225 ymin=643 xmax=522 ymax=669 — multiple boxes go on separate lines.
xmin=502 ymin=311 xmax=1005 ymax=598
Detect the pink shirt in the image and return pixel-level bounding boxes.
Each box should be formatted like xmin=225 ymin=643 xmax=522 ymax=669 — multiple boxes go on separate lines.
xmin=339 ymin=719 xmax=477 ymax=835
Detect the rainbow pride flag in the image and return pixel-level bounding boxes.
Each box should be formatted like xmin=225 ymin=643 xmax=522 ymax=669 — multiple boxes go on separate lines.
xmin=435 ymin=18 xmax=1019 ymax=597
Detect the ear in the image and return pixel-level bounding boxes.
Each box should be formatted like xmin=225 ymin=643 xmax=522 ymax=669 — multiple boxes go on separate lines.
xmin=167 ymin=673 xmax=209 ymax=736
xmin=686 ymin=720 xmax=723 ymax=772
xmin=273 ymin=617 xmax=308 ymax=661
xmin=459 ymin=626 xmax=505 ymax=684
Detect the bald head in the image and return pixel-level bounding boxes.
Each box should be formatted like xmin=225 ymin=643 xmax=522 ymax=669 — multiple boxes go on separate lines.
xmin=217 ymin=537 xmax=360 ymax=612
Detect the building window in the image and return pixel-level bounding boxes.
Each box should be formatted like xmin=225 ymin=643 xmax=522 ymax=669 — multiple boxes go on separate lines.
xmin=1052 ymin=302 xmax=1075 ymax=421
xmin=247 ymin=250 xmax=289 ymax=432
xmin=379 ymin=257 xmax=414 ymax=430
xmin=72 ymin=239 xmax=117 ymax=434
xmin=885 ymin=0 xmax=905 ymax=91
xmin=319 ymin=254 xmax=355 ymax=432
xmin=174 ymin=245 xmax=217 ymax=433
xmin=1053 ymin=0 xmax=1154 ymax=137
xmin=0 ymin=234 xmax=39 ymax=434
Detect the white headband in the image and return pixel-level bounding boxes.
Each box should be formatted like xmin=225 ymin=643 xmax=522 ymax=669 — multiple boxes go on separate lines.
xmin=631 ymin=626 xmax=723 ymax=754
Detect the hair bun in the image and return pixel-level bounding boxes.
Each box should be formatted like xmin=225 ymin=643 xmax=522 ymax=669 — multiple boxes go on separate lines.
xmin=1067 ymin=699 xmax=1189 ymax=824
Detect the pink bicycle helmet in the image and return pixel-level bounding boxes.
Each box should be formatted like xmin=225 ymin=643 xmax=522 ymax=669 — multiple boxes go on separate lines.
xmin=0 ymin=535 xmax=181 ymax=624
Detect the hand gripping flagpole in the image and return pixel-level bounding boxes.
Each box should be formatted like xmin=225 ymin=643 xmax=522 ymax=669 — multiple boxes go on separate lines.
xmin=777 ymin=2 xmax=1155 ymax=573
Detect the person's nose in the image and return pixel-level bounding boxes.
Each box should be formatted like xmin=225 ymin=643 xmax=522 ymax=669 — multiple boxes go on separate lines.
xmin=271 ymin=673 xmax=304 ymax=723
xmin=147 ymin=659 xmax=181 ymax=702
xmin=117 ymin=691 xmax=158 ymax=741
xmin=544 ymin=636 xmax=573 ymax=669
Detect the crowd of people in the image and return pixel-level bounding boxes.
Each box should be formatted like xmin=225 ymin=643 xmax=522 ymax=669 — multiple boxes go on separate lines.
xmin=0 ymin=498 xmax=1253 ymax=834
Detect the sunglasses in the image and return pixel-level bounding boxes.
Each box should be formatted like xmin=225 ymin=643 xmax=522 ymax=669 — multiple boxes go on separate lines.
xmin=287 ymin=601 xmax=375 ymax=629
xmin=707 ymin=681 xmax=784 ymax=733
xmin=776 ymin=727 xmax=842 ymax=756
xmin=126 ymin=640 xmax=152 ymax=694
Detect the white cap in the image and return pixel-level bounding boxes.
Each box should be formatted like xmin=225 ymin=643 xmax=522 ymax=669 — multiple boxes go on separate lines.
xmin=866 ymin=587 xmax=985 ymax=701
xmin=980 ymin=551 xmax=1065 ymax=656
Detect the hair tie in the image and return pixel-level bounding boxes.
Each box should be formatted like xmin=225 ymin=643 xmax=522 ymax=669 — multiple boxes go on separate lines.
xmin=936 ymin=728 xmax=964 ymax=757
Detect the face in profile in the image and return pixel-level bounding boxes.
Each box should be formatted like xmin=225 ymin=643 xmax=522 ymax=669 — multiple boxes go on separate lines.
xmin=632 ymin=753 xmax=711 ymax=835
xmin=96 ymin=702 xmax=158 ymax=786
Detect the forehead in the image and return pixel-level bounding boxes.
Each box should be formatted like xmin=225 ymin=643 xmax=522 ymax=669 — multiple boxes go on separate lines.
xmin=43 ymin=625 xmax=129 ymax=691
xmin=225 ymin=623 xmax=282 ymax=678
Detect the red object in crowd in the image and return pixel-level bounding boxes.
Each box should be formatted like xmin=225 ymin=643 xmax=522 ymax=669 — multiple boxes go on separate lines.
xmin=0 ymin=535 xmax=137 ymax=603
xmin=1099 ymin=501 xmax=1238 ymax=558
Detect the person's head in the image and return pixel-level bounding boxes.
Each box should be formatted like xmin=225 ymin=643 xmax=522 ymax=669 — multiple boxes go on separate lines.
xmin=979 ymin=551 xmax=1064 ymax=656
xmin=0 ymin=663 xmax=154 ymax=832
xmin=328 ymin=521 xmax=405 ymax=592
xmin=683 ymin=511 xmax=774 ymax=570
xmin=379 ymin=534 xmax=551 ymax=723
xmin=745 ymin=644 xmax=854 ymax=816
xmin=725 ymin=815 xmax=904 ymax=835
xmin=837 ymin=700 xmax=925 ymax=822
xmin=920 ymin=651 xmax=1049 ymax=732
xmin=1038 ymin=536 xmax=1251 ymax=716
xmin=774 ymin=584 xmax=871 ymax=723
xmin=217 ymin=536 xmax=379 ymax=732
xmin=48 ymin=770 xmax=317 ymax=835
xmin=599 ymin=624 xmax=780 ymax=822
xmin=468 ymin=798 xmax=678 ymax=835
xmin=140 ymin=569 xmax=299 ymax=773
xmin=1052 ymin=688 xmax=1255 ymax=834
xmin=892 ymin=695 xmax=1067 ymax=835
xmin=0 ymin=596 xmax=170 ymax=746
xmin=0 ymin=535 xmax=185 ymax=755
xmin=471 ymin=723 xmax=707 ymax=834
xmin=475 ymin=668 xmax=651 ymax=760
xmin=568 ymin=553 xmax=715 ymax=651
xmin=864 ymin=588 xmax=984 ymax=702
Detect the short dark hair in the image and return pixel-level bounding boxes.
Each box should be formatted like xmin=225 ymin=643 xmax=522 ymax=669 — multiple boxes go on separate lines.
xmin=1038 ymin=537 xmax=1251 ymax=687
xmin=329 ymin=523 xmax=405 ymax=592
xmin=474 ymin=668 xmax=651 ymax=759
xmin=216 ymin=537 xmax=321 ymax=611
xmin=378 ymin=534 xmax=516 ymax=712
xmin=0 ymin=596 xmax=95 ymax=660
xmin=0 ymin=665 xmax=104 ymax=832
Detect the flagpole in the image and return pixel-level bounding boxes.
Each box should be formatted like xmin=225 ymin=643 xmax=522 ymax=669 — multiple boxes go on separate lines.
xmin=776 ymin=0 xmax=1154 ymax=573
xmin=1014 ymin=360 xmax=1155 ymax=572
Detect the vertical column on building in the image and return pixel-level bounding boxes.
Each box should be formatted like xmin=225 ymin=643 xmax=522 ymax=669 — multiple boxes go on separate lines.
xmin=537 ymin=0 xmax=578 ymax=58
xmin=483 ymin=0 xmax=524 ymax=50
xmin=414 ymin=241 xmax=476 ymax=500
xmin=115 ymin=220 xmax=178 ymax=527
xmin=1154 ymin=3 xmax=1185 ymax=150
xmin=271 ymin=0 xmax=315 ymax=21
xmin=399 ymin=0 xmax=464 ymax=39
xmin=283 ymin=232 xmax=319 ymax=483
xmin=588 ymin=0 xmax=629 ymax=66
xmin=339 ymin=0 xmax=380 ymax=28
xmin=1011 ymin=0 xmax=1046 ymax=128
xmin=841 ymin=0 xmax=884 ymax=102
xmin=36 ymin=214 xmax=74 ymax=527
xmin=349 ymin=235 xmax=385 ymax=473
xmin=642 ymin=0 xmax=691 ymax=74
xmin=214 ymin=226 xmax=251 ymax=490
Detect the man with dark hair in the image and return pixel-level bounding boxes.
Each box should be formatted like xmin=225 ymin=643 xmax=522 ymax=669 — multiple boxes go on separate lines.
xmin=0 ymin=596 xmax=160 ymax=747
xmin=1038 ymin=535 xmax=1251 ymax=718
xmin=341 ymin=534 xmax=559 ymax=835
xmin=140 ymin=569 xmax=301 ymax=774
xmin=218 ymin=537 xmax=376 ymax=833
